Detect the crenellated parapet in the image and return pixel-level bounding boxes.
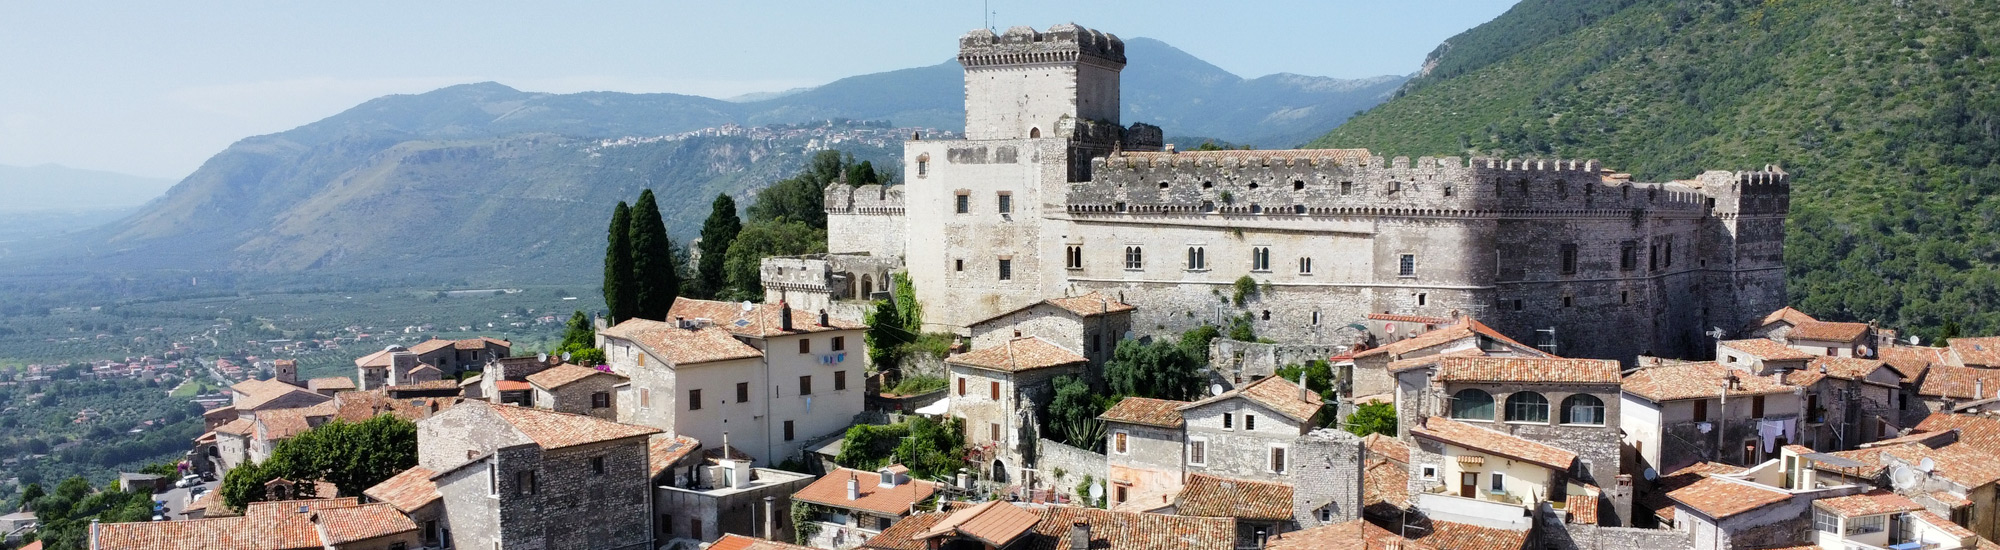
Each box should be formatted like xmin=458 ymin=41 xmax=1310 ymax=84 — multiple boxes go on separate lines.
xmin=824 ymin=183 xmax=904 ymax=216
xmin=959 ymin=23 xmax=1126 ymax=68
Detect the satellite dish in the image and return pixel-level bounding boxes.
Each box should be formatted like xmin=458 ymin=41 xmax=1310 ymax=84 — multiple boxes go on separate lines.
xmin=1857 ymin=345 xmax=1873 ymax=358
xmin=1088 ymin=482 xmax=1103 ymax=501
xmin=1910 ymin=335 xmax=1922 ymax=346
xmin=537 ymin=352 xmax=548 ymax=362
xmin=1642 ymin=468 xmax=1658 ymax=481
xmin=1209 ymin=384 xmax=1225 ymax=397
xmin=561 ymin=351 xmax=572 ymax=361
xmin=1383 ymin=323 xmax=1397 ymax=334
xmin=741 ymin=301 xmax=755 ymax=312
xmin=1918 ymin=457 xmax=1935 ymax=473
xmin=1890 ymin=465 xmax=1918 ymax=490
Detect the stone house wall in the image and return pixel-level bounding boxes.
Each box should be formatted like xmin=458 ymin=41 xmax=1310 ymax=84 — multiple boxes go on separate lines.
xmin=825 ymin=184 xmax=908 ymax=259
xmin=1208 ymin=339 xmax=1349 ymax=389
xmin=969 ymin=306 xmax=1129 ymax=368
xmin=1104 ymin=421 xmax=1182 ymax=505
xmin=1182 ymin=395 xmax=1313 ymax=484
xmin=1290 ymin=429 xmax=1365 ymax=528
xmin=536 ymin=374 xmax=621 ymax=420
xmin=1034 ymin=437 xmax=1108 ymax=500
xmin=947 ymin=362 xmax=1083 ymax=483
xmin=535 ymin=439 xmax=654 ymax=550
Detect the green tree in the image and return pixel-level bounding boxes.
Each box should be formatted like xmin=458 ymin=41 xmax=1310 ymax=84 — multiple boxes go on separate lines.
xmin=748 ymin=150 xmax=849 ymax=229
xmin=221 ymin=415 xmax=419 ymax=510
xmin=722 ymin=221 xmax=827 ymax=298
xmin=694 ymin=193 xmax=743 ymax=299
xmin=1046 ymin=376 xmax=1110 ymax=450
xmin=603 ymin=201 xmax=636 ymax=323
xmin=1274 ymin=360 xmax=1334 ymax=396
xmin=628 ymin=190 xmax=681 ymax=321
xmin=558 ymin=310 xmax=594 ymax=352
xmin=1103 ymin=338 xmax=1208 ymax=401
xmin=864 ymin=274 xmax=922 ymax=368
xmin=219 ymin=460 xmax=276 ymax=511
xmin=20 ymin=483 xmax=45 ymax=509
xmin=1345 ymin=402 xmax=1397 ymax=437
xmin=833 ymin=417 xmax=966 ymax=480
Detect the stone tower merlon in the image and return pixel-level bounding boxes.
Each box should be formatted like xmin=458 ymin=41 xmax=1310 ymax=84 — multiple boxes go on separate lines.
xmin=959 ymin=23 xmax=1125 ymax=141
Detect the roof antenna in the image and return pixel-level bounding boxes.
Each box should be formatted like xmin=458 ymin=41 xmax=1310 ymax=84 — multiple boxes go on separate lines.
xmin=984 ymin=0 xmax=991 ymax=31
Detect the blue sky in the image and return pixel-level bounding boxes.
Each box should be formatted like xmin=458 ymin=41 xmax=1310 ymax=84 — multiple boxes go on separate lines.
xmin=0 ymin=1 xmax=1516 ymax=179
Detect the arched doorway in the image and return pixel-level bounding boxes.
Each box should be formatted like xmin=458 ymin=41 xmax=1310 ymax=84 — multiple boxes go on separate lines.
xmin=861 ymin=275 xmax=875 ymax=299
xmin=1029 ymin=127 xmax=1041 ymax=138
xmin=991 ymin=459 xmax=1009 ymax=485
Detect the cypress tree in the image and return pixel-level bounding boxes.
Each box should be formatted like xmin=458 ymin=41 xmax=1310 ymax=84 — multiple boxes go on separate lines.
xmin=696 ymin=193 xmax=743 ymax=299
xmin=603 ymin=201 xmax=635 ymax=323
xmin=629 ymin=189 xmax=679 ymax=320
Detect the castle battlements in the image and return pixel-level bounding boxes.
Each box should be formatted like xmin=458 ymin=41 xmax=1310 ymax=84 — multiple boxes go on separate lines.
xmin=823 ymin=183 xmax=904 ymax=216
xmin=959 ymin=23 xmax=1126 ymax=68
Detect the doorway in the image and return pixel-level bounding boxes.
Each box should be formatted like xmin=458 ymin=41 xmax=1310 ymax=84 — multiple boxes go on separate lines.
xmin=1460 ymin=472 xmax=1478 ymax=498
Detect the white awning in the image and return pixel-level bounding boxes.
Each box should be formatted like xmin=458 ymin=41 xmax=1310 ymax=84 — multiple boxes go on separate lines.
xmin=913 ymin=398 xmax=949 ymax=416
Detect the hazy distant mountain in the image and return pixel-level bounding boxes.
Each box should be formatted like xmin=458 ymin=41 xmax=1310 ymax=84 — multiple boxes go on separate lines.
xmin=0 ymin=164 xmax=175 ymax=212
xmin=16 ymin=37 xmax=1405 ymax=279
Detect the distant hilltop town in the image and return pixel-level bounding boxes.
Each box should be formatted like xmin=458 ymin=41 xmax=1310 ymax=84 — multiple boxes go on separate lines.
xmin=72 ymin=23 xmax=2000 ymax=550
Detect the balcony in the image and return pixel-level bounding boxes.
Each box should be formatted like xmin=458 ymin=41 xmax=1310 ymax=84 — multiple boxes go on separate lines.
xmin=1414 ymin=492 xmax=1533 ymax=530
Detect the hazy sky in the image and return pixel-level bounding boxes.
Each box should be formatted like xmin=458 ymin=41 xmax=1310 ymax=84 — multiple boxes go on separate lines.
xmin=0 ymin=1 xmax=1516 ymax=179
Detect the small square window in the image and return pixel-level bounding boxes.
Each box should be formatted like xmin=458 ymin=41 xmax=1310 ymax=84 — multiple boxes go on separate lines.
xmin=997 ymin=192 xmax=1012 ymax=213
xmin=591 ymin=456 xmax=605 ymax=475
xmin=1420 ymin=465 xmax=1438 ymax=480
xmin=998 ymin=259 xmax=1012 ymax=280
xmin=799 ymin=338 xmax=811 ymax=354
xmin=1398 ymin=254 xmax=1416 ymax=277
xmin=955 ymin=194 xmax=969 ymax=214
xmin=955 ymin=259 xmax=964 ymax=272
xmin=832 ymin=336 xmax=845 ymax=351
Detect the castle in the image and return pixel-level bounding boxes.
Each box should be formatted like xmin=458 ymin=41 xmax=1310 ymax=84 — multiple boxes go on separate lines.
xmin=823 ymin=23 xmax=1790 ymax=361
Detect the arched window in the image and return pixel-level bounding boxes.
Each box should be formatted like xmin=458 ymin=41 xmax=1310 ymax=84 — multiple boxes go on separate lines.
xmin=1506 ymin=392 xmax=1550 ymax=423
xmin=1450 ymin=389 xmax=1494 ymax=421
xmin=1029 ymin=127 xmax=1041 ymax=138
xmin=1561 ymin=394 xmax=1605 ymax=425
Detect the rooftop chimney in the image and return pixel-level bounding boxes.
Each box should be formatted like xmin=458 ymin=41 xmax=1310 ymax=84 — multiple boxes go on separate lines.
xmin=676 ymin=316 xmax=686 ymax=329
xmin=779 ymin=300 xmax=794 ymax=331
xmin=818 ymin=309 xmax=830 ymax=327
xmin=846 ymin=473 xmax=860 ymax=501
xmin=1069 ymin=522 xmax=1090 ymax=550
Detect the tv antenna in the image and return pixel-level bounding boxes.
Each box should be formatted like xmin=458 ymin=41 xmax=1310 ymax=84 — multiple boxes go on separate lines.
xmin=984 ymin=0 xmax=995 ymax=31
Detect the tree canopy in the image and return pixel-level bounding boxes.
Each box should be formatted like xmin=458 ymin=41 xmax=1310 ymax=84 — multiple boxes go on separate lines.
xmin=628 ymin=189 xmax=682 ymax=321
xmin=1103 ymin=338 xmax=1209 ymax=402
xmin=602 ymin=201 xmax=635 ymax=323
xmin=722 ymin=220 xmax=826 ymax=298
xmin=1345 ymin=402 xmax=1397 ymax=438
xmin=220 ymin=415 xmax=418 ymax=510
xmin=834 ymin=416 xmax=966 ymax=480
xmin=694 ymin=193 xmax=743 ymax=299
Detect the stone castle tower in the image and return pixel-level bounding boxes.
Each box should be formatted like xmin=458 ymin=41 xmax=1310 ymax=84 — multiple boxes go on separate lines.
xmin=825 ymin=23 xmax=1789 ymax=361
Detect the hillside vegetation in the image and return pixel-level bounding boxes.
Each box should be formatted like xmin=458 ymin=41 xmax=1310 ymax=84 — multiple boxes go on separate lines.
xmin=1310 ymin=0 xmax=2000 ymax=340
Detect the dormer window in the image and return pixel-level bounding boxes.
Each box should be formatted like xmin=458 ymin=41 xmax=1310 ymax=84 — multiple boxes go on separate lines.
xmin=880 ymin=471 xmax=892 ymax=486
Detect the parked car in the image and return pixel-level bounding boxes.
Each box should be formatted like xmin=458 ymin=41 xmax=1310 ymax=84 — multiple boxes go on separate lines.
xmin=176 ymin=474 xmax=201 ymax=488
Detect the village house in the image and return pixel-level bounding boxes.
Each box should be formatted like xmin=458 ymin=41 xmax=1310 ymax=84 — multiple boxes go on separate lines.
xmin=652 ymin=435 xmax=816 ymax=547
xmin=1914 ymin=364 xmax=2000 ymax=415
xmin=965 ymin=291 xmax=1134 ymax=368
xmin=1743 ymin=307 xmax=1885 ymax=359
xmin=1177 ymin=376 xmax=1324 ymax=484
xmin=1661 ymin=453 xmax=1864 ymax=550
xmin=1810 ymin=490 xmax=1985 ymax=549
xmin=411 ymin=399 xmax=660 ymax=550
xmin=1348 ymin=317 xmax=1548 ymax=402
xmin=363 ymin=465 xmax=449 ymax=549
xmin=525 ymin=362 xmax=625 ymax=420
xmin=944 ymin=336 xmax=1089 ymax=485
xmin=790 ymin=465 xmax=942 ymax=550
xmin=1263 ymin=517 xmax=1533 ymax=550
xmin=1621 ymin=361 xmax=1805 ymax=473
xmin=1099 ymin=396 xmax=1188 ymax=510
xmin=89 ymin=497 xmax=419 ymax=550
xmin=407 ymin=337 xmax=512 ymax=377
xmin=598 ymin=297 xmax=869 ymax=467
xmin=1802 ymin=414 xmax=2000 ymax=541
xmin=1405 ymin=416 xmax=1580 ymax=531
xmin=1173 ymin=472 xmax=1299 ymax=548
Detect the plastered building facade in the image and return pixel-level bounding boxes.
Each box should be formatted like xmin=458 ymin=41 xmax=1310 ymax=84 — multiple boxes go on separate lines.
xmin=824 ymin=23 xmax=1791 ymax=362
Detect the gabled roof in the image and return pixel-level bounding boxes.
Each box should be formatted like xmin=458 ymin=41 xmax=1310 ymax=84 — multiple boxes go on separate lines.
xmin=791 ymin=467 xmax=941 ymax=516
xmin=1814 ymin=490 xmax=1922 ymax=517
xmin=1719 ymin=339 xmax=1816 ymax=362
xmin=1915 ymin=413 xmax=2000 ymax=449
xmin=598 ymin=319 xmax=764 ymax=365
xmin=1266 ymin=519 xmax=1411 ymax=550
xmin=1804 ymin=356 xmax=1892 ymax=383
xmin=973 ymin=292 xmax=1137 ymax=327
xmin=865 ymin=504 xmax=1236 ymax=550
xmin=1362 ymin=433 xmax=1409 ymax=464
xmin=914 ymin=500 xmax=1043 ymax=547
xmin=1667 ymin=477 xmax=1790 ymax=520
xmin=306 ymin=377 xmax=355 ymax=391
xmin=1428 ymin=356 xmax=1619 ymax=384
xmin=408 ymin=339 xmax=455 ymax=355
xmin=525 ymin=363 xmax=623 ymax=390
xmin=1098 ymin=397 xmax=1188 ymax=428
xmin=1877 ymin=439 xmax=2000 ymax=488
xmin=1178 ymin=375 xmax=1322 ymax=423
xmin=1387 ymin=348 xmax=1486 ymax=372
xmin=312 ymin=502 xmax=418 ymax=545
xmin=353 ymin=349 xmax=394 ymax=368
xmin=480 ymin=401 xmax=660 ymax=450
xmin=93 ymin=498 xmax=360 ymax=550
xmin=1790 ymin=320 xmax=1871 ymax=343
xmin=454 ymin=337 xmax=510 ymax=350
xmin=1917 ymin=364 xmax=2000 ymax=400
xmin=1642 ymin=462 xmax=1747 ymax=523
xmin=1174 ymin=474 xmax=1295 ymax=521
xmin=946 ymin=337 xmax=1088 ymax=373
xmin=232 ymin=378 xmax=330 ymax=411
xmin=1947 ymin=336 xmax=2000 ymax=367
xmin=667 ymin=297 xmax=868 ymax=338
xmin=1754 ymin=306 xmax=1819 ymax=329
xmin=1621 ymin=362 xmax=1797 ymax=402
xmin=1879 ymin=346 xmax=1948 ymax=382
xmin=362 ymin=466 xmax=440 ymax=513
xmin=648 ymin=435 xmax=701 ymax=478
xmin=1352 ymin=318 xmax=1540 ymax=360
xmin=1411 ymin=416 xmax=1576 ymax=470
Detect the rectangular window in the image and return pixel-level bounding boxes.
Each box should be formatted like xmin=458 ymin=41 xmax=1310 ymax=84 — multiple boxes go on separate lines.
xmin=1252 ymin=247 xmax=1271 ymax=271
xmin=1399 ymin=254 xmax=1416 ymax=277
xmin=1340 ymin=181 xmax=1353 ymax=195
xmin=1420 ymin=465 xmax=1438 ymax=480
xmin=1115 ymin=485 xmax=1128 ymax=503
xmin=998 ymin=259 xmax=1012 ymax=280
xmin=690 ymin=519 xmax=703 ymax=541
xmin=990 ymin=422 xmax=1002 ymax=442
xmin=1489 ymin=472 xmax=1505 ymax=493
xmin=784 ymin=420 xmax=796 ymax=441
xmin=1223 ymin=413 xmax=1234 ymax=430
xmin=832 ymin=336 xmax=845 ymax=351
xmin=516 ymin=470 xmax=536 ymax=496
xmin=1189 ymin=439 xmax=1208 ymax=465
xmin=799 ymin=338 xmax=811 ymax=354
xmin=799 ymin=375 xmax=812 ymax=396
xmin=688 ymin=389 xmax=700 ymax=410
xmin=639 ymin=388 xmax=651 ymax=409
xmin=736 ymin=382 xmax=749 ymax=403
xmin=1270 ymin=447 xmax=1287 ymax=474
xmin=955 ymin=193 xmax=969 ymax=214
xmin=835 ymin=370 xmax=848 ymax=391
xmin=1125 ymin=246 xmax=1143 ymax=270
xmin=488 ymin=462 xmax=498 ymax=495
xmin=997 ymin=192 xmax=1012 ymax=213
xmin=990 ymin=381 xmax=1000 ymax=400
xmin=1186 ymin=246 xmax=1206 ymax=270
xmin=1560 ymin=244 xmax=1578 ymax=275
xmin=958 ymin=377 xmax=966 ymax=396
xmin=1418 ymin=293 xmax=1428 ymax=307
xmin=1847 ymin=514 xmax=1885 ymax=535
xmin=955 ymin=259 xmax=964 ymax=272
xmin=1664 ymin=239 xmax=1674 ymax=268
xmin=591 ymin=391 xmax=610 ymax=409
xmin=1299 ymin=257 xmax=1312 ymax=274
xmin=1814 ymin=510 xmax=1840 ymax=533
xmin=1620 ymin=241 xmax=1638 ymax=271
xmin=1066 ymin=245 xmax=1083 ymax=270
xmin=1752 ymin=395 xmax=1766 ymax=418
xmin=1245 ymin=414 xmax=1256 ymax=431
xmin=1692 ymin=400 xmax=1707 ymax=422
xmin=1113 ymin=431 xmax=1128 ymax=454
xmin=591 ymin=456 xmax=606 ymax=475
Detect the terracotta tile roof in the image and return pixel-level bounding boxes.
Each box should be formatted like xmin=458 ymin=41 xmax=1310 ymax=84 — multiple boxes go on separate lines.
xmin=1858 ymin=430 xmax=1956 ymax=449
xmin=1411 ymin=416 xmax=1576 ymax=470
xmin=1915 ymin=413 xmax=2000 ymax=449
xmin=1790 ymin=321 xmax=1870 ymax=343
xmin=331 ymin=390 xmax=453 ymax=423
xmin=1266 ymin=519 xmax=1415 ymax=550
xmin=1565 ymin=494 xmax=1598 ymax=524
xmin=1179 ymin=375 xmax=1323 ymax=423
xmin=1415 ymin=519 xmax=1531 ymax=550
xmin=792 ymin=467 xmax=940 ymax=516
xmin=1814 ymin=490 xmax=1922 ymax=517
xmin=1042 ymin=291 xmax=1137 ymax=318
xmin=1924 ymin=490 xmax=1973 ymax=508
xmin=861 ymin=512 xmax=945 ymax=550
xmin=1430 ymin=356 xmax=1620 ymax=384
xmin=95 ymin=498 xmax=360 ymax=550
xmin=1386 ymin=348 xmax=1487 ymax=372
xmin=1948 ymin=336 xmax=2000 ymax=367
xmin=1362 ymin=458 xmax=1408 ymax=509
xmin=305 ymin=377 xmax=355 ymax=392
xmin=1099 ymin=397 xmax=1187 ymax=428
xmin=1362 ymin=433 xmax=1409 ymax=464
xmin=1366 ymin=313 xmax=1450 ymax=324
xmin=1917 ymin=365 xmax=2000 ymax=400
xmin=1174 ymin=474 xmax=1295 ymax=520
xmin=254 ymin=408 xmax=315 ymax=441
xmin=362 ymin=466 xmax=439 ymax=513
xmin=1667 ymin=477 xmax=1790 ymax=519
xmin=495 ymin=380 xmax=533 ymax=392
xmin=709 ymin=534 xmax=818 ymax=550
xmin=454 ymin=337 xmax=510 ymax=350
xmin=1807 ymin=356 xmax=1891 ymax=382
xmin=1913 ymin=509 xmax=1978 ymax=539
xmin=313 ymin=502 xmax=417 ymax=545
xmin=19 ymin=542 xmax=39 ymax=550
xmin=1878 ymin=440 xmax=2000 ymax=487
xmin=1879 ymin=346 xmax=1948 ymax=382
xmin=1755 ymin=306 xmax=1819 ymax=329
xmin=482 ymin=401 xmax=660 ymax=450
xmin=384 ymin=379 xmax=459 ymax=393
xmin=914 ymin=500 xmax=1043 ymax=546
xmin=1806 ymin=446 xmax=1894 ymax=478
xmin=648 ymin=434 xmax=701 ymax=478
xmin=1719 ymin=339 xmax=1816 ymax=361
xmin=1621 ymin=362 xmax=1797 ymax=402
xmin=232 ymin=378 xmax=330 ymax=411
xmin=353 ymin=349 xmax=393 ymax=368
xmin=947 ymin=337 xmax=1088 ymax=373
xmin=408 ymin=339 xmax=455 ymax=354
xmin=216 ymin=417 xmax=255 ymax=436
xmin=185 ymin=490 xmax=217 ymax=513
xmin=667 ymin=297 xmax=868 ymax=338
xmin=1353 ymin=318 xmax=1540 ymax=360
xmin=525 ymin=363 xmax=623 ymax=390
xmin=599 ymin=318 xmax=765 ymax=365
